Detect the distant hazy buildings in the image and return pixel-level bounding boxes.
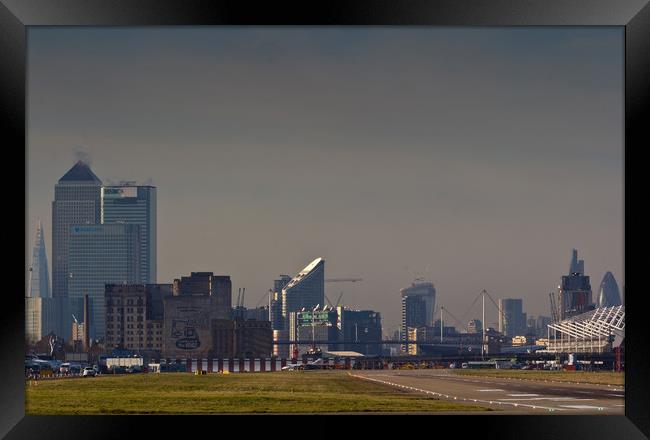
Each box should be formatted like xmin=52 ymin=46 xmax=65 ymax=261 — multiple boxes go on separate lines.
xmin=467 ymin=319 xmax=482 ymax=334
xmin=527 ymin=315 xmax=552 ymax=337
xmin=27 ymin=221 xmax=50 ymax=299
xmin=498 ymin=298 xmax=527 ymax=337
xmin=597 ymin=271 xmax=622 ymax=308
xmin=26 ymin=221 xmax=53 ymax=343
xmin=52 ymin=161 xmax=102 ymax=298
xmin=343 ymin=309 xmax=382 ymax=356
xmin=400 ymin=281 xmax=436 ymax=353
xmin=559 ymin=249 xmax=593 ymax=320
xmin=282 ymin=258 xmax=325 ymax=323
xmin=25 ymin=297 xmax=69 ymax=344
xmin=68 ymin=224 xmax=141 ymax=340
xmin=102 ymin=184 xmax=157 ymax=283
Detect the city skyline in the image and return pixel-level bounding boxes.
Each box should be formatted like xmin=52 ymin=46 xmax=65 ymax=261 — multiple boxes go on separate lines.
xmin=27 ymin=27 xmax=624 ymax=333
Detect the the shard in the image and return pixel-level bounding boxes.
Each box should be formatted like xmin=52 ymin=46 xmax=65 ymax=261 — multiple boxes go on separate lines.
xmin=597 ymin=271 xmax=622 ymax=307
xmin=27 ymin=220 xmax=50 ymax=298
xmin=569 ymin=248 xmax=585 ymax=274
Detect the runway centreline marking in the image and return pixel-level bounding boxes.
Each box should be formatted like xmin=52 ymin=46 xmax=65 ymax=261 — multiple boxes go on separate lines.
xmin=476 ymin=389 xmax=504 ymax=392
xmin=506 ymin=393 xmax=539 ymax=397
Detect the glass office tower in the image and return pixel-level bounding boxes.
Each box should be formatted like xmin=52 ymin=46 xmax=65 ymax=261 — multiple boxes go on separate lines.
xmin=498 ymin=298 xmax=526 ymax=337
xmin=282 ymin=258 xmax=325 ymax=322
xmin=27 ymin=220 xmax=50 ymax=299
xmin=68 ymin=224 xmax=141 ymax=340
xmin=52 ymin=161 xmax=102 ymax=298
xmin=102 ymin=185 xmax=157 ymax=283
xmin=597 ymin=271 xmax=622 ymax=307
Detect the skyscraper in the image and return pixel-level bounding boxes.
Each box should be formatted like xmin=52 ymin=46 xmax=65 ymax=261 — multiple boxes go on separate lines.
xmin=270 ymin=275 xmax=291 ymax=330
xmin=52 ymin=161 xmax=102 ymax=298
xmin=559 ymin=249 xmax=592 ymax=320
xmin=27 ymin=220 xmax=50 ymax=298
xmin=498 ymin=298 xmax=526 ymax=337
xmin=597 ymin=271 xmax=622 ymax=308
xmin=400 ymin=281 xmax=435 ymax=354
xmin=282 ymin=258 xmax=325 ymax=321
xmin=102 ymin=184 xmax=157 ymax=283
xmin=569 ymin=248 xmax=585 ymax=275
xmin=68 ymin=224 xmax=141 ymax=340
xmin=400 ymin=281 xmax=436 ymax=326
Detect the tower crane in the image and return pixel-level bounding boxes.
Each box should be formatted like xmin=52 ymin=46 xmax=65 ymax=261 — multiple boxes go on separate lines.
xmin=325 ymin=278 xmax=362 ymax=283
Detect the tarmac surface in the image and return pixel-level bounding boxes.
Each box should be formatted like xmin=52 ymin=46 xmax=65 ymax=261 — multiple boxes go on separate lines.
xmin=349 ymin=369 xmax=625 ymax=414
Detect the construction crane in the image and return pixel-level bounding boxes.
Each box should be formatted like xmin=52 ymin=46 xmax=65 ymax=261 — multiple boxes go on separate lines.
xmin=549 ymin=291 xmax=560 ymax=323
xmin=325 ymin=278 xmax=362 ymax=283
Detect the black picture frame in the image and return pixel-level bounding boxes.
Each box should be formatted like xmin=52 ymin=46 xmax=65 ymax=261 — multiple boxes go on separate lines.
xmin=2 ymin=0 xmax=648 ymax=437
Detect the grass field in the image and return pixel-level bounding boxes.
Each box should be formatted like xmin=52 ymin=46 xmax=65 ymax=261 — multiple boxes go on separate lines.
xmin=26 ymin=371 xmax=494 ymax=414
xmin=454 ymin=370 xmax=624 ymax=386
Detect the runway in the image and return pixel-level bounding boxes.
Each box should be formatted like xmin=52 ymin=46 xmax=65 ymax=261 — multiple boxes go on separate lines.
xmin=349 ymin=370 xmax=624 ymax=414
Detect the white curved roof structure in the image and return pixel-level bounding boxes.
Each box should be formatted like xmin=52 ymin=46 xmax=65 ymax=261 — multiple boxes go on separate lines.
xmin=548 ymin=305 xmax=625 ymax=348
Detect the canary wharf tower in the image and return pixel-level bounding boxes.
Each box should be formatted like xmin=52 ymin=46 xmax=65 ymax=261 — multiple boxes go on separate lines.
xmin=52 ymin=161 xmax=102 ymax=298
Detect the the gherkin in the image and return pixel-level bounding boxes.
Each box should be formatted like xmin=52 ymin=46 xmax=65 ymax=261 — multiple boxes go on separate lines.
xmin=597 ymin=271 xmax=622 ymax=307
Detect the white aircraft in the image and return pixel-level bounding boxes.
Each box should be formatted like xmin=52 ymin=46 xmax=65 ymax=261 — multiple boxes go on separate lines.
xmin=281 ymin=358 xmax=325 ymax=371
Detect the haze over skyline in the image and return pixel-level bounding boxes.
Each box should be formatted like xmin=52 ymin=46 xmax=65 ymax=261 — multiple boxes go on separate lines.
xmin=27 ymin=27 xmax=624 ymax=334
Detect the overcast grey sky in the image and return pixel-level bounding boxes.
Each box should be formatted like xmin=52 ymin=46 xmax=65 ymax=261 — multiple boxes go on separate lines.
xmin=27 ymin=27 xmax=624 ymax=334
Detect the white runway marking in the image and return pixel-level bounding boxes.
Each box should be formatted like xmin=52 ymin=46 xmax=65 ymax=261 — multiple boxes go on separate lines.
xmin=559 ymin=405 xmax=604 ymax=410
xmin=499 ymin=397 xmax=593 ymax=402
xmin=506 ymin=393 xmax=539 ymax=397
xmin=606 ymin=394 xmax=624 ymax=397
xmin=477 ymin=389 xmax=504 ymax=392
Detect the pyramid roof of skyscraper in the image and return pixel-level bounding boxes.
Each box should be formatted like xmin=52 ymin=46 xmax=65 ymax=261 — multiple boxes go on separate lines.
xmin=58 ymin=160 xmax=102 ymax=183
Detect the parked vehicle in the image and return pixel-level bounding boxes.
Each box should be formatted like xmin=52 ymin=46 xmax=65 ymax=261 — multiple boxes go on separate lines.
xmin=461 ymin=363 xmax=469 ymax=369
xmin=82 ymin=367 xmax=96 ymax=377
xmin=109 ymin=365 xmax=127 ymax=374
